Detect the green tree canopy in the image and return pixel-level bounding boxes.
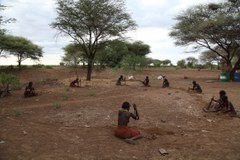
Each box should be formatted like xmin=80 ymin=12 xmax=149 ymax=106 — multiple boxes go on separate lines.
xmin=121 ymin=41 xmax=150 ymax=70
xmin=3 ymin=35 xmax=43 ymax=69
xmin=126 ymin=41 xmax=151 ymax=57
xmin=95 ymin=39 xmax=128 ymax=68
xmin=51 ymin=0 xmax=137 ymax=80
xmin=161 ymin=59 xmax=172 ymax=66
xmin=169 ymin=0 xmax=240 ymax=80
xmin=200 ymin=49 xmax=221 ymax=69
xmin=96 ymin=40 xmax=151 ymax=68
xmin=177 ymin=59 xmax=186 ymax=68
xmin=186 ymin=57 xmax=198 ymax=68
xmin=62 ymin=43 xmax=86 ymax=67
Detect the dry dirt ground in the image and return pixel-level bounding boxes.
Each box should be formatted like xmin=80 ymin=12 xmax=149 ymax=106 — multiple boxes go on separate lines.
xmin=0 ymin=67 xmax=240 ymax=160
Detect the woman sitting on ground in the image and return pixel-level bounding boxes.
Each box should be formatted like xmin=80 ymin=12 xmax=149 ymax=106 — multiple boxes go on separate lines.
xmin=24 ymin=82 xmax=37 ymax=98
xmin=115 ymin=102 xmax=142 ymax=144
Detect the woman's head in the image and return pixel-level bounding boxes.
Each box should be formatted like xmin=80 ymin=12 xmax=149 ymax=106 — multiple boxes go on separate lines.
xmin=122 ymin=101 xmax=130 ymax=110
xmin=29 ymin=82 xmax=33 ymax=86
xmin=219 ymin=90 xmax=226 ymax=97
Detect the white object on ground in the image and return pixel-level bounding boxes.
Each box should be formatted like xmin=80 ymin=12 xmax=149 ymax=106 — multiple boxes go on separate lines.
xmin=128 ymin=75 xmax=134 ymax=80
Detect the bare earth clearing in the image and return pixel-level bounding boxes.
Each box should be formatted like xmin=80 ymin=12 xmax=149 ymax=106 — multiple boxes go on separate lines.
xmin=0 ymin=67 xmax=240 ymax=160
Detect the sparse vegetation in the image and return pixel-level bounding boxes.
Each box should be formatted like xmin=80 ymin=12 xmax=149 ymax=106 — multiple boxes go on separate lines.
xmin=89 ymin=91 xmax=96 ymax=97
xmin=63 ymin=92 xmax=69 ymax=100
xmin=14 ymin=110 xmax=22 ymax=117
xmin=53 ymin=101 xmax=61 ymax=110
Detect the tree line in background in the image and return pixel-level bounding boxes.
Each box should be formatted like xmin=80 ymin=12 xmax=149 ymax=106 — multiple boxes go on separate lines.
xmin=1 ymin=0 xmax=240 ymax=81
xmin=61 ymin=40 xmax=153 ymax=70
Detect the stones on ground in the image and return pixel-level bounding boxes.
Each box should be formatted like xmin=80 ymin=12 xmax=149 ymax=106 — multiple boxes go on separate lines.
xmin=160 ymin=117 xmax=167 ymax=123
xmin=23 ymin=131 xmax=28 ymax=135
xmin=159 ymin=148 xmax=168 ymax=156
xmin=84 ymin=125 xmax=90 ymax=128
xmin=124 ymin=139 xmax=135 ymax=145
xmin=0 ymin=140 xmax=5 ymax=144
xmin=207 ymin=119 xmax=213 ymax=123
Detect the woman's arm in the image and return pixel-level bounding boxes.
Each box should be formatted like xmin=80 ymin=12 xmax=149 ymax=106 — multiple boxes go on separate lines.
xmin=133 ymin=103 xmax=139 ymax=120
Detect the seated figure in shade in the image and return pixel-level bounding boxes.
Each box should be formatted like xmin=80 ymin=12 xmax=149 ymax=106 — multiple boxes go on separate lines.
xmin=24 ymin=82 xmax=37 ymax=98
xmin=204 ymin=90 xmax=226 ymax=112
xmin=221 ymin=95 xmax=238 ymax=117
xmin=142 ymin=76 xmax=150 ymax=87
xmin=116 ymin=75 xmax=125 ymax=86
xmin=162 ymin=76 xmax=169 ymax=88
xmin=70 ymin=78 xmax=80 ymax=87
xmin=189 ymin=81 xmax=202 ymax=93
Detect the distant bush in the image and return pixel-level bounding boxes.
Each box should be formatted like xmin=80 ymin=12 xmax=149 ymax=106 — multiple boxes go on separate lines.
xmin=45 ymin=65 xmax=53 ymax=69
xmin=32 ymin=64 xmax=45 ymax=68
xmin=21 ymin=65 xmax=28 ymax=69
xmin=0 ymin=72 xmax=20 ymax=90
xmin=0 ymin=65 xmax=14 ymax=69
xmin=7 ymin=65 xmax=15 ymax=69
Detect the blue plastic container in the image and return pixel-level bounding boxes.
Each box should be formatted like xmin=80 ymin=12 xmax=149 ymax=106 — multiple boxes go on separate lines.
xmin=234 ymin=72 xmax=240 ymax=82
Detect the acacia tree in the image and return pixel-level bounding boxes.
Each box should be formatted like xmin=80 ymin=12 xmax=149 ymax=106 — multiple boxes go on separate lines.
xmin=200 ymin=50 xmax=221 ymax=69
xmin=95 ymin=40 xmax=128 ymax=68
xmin=51 ymin=0 xmax=136 ymax=80
xmin=123 ymin=41 xmax=151 ymax=70
xmin=186 ymin=57 xmax=198 ymax=68
xmin=169 ymin=1 xmax=240 ymax=80
xmin=0 ymin=33 xmax=9 ymax=58
xmin=62 ymin=43 xmax=86 ymax=67
xmin=6 ymin=35 xmax=43 ymax=70
xmin=177 ymin=59 xmax=186 ymax=68
xmin=161 ymin=59 xmax=172 ymax=66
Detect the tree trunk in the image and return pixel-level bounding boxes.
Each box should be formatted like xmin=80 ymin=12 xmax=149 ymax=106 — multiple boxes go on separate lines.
xmin=217 ymin=62 xmax=220 ymax=70
xmin=86 ymin=59 xmax=93 ymax=81
xmin=230 ymin=57 xmax=240 ymax=81
xmin=18 ymin=60 xmax=21 ymax=70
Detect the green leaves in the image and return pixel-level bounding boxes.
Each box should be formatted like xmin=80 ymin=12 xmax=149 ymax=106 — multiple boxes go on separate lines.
xmin=0 ymin=72 xmax=20 ymax=89
xmin=51 ymin=0 xmax=137 ymax=80
xmin=0 ymin=34 xmax=43 ymax=69
xmin=170 ymin=0 xmax=240 ymax=79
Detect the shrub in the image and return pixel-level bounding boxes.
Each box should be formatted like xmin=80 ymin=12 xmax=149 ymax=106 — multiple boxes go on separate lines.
xmin=53 ymin=101 xmax=61 ymax=110
xmin=14 ymin=110 xmax=22 ymax=117
xmin=89 ymin=91 xmax=96 ymax=97
xmin=32 ymin=64 xmax=45 ymax=68
xmin=63 ymin=92 xmax=69 ymax=100
xmin=45 ymin=65 xmax=53 ymax=69
xmin=0 ymin=72 xmax=20 ymax=90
